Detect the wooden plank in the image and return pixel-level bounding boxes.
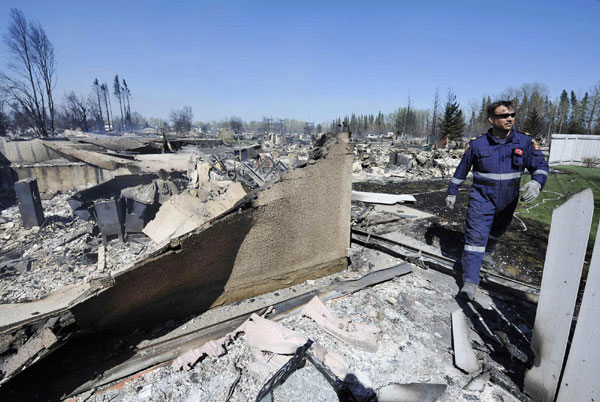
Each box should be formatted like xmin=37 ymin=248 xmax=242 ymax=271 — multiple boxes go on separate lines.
xmin=524 ymin=188 xmax=594 ymax=402
xmin=451 ymin=309 xmax=480 ymax=374
xmin=556 ymin=223 xmax=600 ymax=402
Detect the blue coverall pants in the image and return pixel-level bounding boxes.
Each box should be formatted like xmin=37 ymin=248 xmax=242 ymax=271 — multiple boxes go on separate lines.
xmin=462 ymin=181 xmax=519 ymax=284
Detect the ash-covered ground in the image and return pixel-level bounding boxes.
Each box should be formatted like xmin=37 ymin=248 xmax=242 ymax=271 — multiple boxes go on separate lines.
xmin=0 ymin=191 xmax=154 ymax=304
xmin=1 ymin=173 xmax=540 ymax=401
xmin=81 ymin=245 xmax=532 ymax=402
xmin=354 ymin=179 xmax=550 ymax=285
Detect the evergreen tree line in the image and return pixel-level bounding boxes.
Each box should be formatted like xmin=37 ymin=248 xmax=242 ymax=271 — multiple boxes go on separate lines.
xmin=468 ymin=83 xmax=600 ymax=139
xmin=329 ymin=108 xmax=432 ymax=138
xmin=329 ymin=82 xmax=600 ymax=142
xmin=170 ymin=83 xmax=600 ymax=139
xmin=327 ymin=90 xmax=467 ymax=141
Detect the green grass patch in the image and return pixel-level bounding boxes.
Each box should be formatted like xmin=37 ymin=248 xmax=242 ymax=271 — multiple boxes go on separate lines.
xmin=517 ymin=165 xmax=600 ymax=244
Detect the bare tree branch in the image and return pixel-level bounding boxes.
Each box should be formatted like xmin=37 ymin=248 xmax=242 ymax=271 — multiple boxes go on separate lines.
xmin=0 ymin=8 xmax=56 ymax=137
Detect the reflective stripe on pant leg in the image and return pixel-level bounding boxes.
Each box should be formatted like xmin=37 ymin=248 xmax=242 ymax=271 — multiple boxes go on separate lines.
xmin=465 ymin=245 xmax=486 ymax=252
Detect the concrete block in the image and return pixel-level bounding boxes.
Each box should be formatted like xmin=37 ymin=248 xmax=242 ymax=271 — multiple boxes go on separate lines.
xmin=93 ymin=199 xmax=125 ymax=244
xmin=124 ymin=199 xmax=156 ymax=234
xmin=142 ymin=182 xmax=245 ymax=244
xmin=68 ymin=174 xmax=158 ymax=220
xmin=13 ymin=163 xmax=132 ymax=194
xmin=394 ymin=153 xmax=413 ymax=169
xmin=14 ymin=179 xmax=45 ymax=227
xmin=41 ymin=141 xmax=132 ymax=170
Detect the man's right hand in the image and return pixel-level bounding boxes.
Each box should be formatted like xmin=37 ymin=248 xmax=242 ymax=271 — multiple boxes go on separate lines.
xmin=446 ymin=195 xmax=456 ymax=209
xmin=520 ymin=180 xmax=541 ymax=203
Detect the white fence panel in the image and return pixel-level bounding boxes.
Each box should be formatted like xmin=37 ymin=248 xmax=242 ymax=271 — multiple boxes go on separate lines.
xmin=524 ymin=189 xmax=594 ymax=402
xmin=556 ymin=224 xmax=600 ymax=401
xmin=549 ymin=134 xmax=600 ymax=165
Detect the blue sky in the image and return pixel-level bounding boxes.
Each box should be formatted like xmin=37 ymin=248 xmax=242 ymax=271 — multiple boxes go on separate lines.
xmin=1 ymin=0 xmax=599 ymax=122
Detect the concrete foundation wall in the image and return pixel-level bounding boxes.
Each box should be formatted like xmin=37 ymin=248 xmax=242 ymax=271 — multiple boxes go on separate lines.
xmin=74 ymin=132 xmax=353 ymax=330
xmin=0 ymin=139 xmax=61 ymax=164
xmin=14 ymin=164 xmax=132 ymax=193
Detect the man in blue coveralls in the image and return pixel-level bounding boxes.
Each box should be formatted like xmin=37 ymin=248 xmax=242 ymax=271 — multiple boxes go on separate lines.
xmin=445 ymin=100 xmax=549 ymax=301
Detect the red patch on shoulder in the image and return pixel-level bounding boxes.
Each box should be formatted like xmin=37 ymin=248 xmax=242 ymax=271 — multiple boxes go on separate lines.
xmin=514 ymin=148 xmax=523 ymax=156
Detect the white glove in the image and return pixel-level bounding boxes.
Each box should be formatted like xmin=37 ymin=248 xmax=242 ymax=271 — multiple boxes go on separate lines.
xmin=446 ymin=195 xmax=456 ymax=209
xmin=520 ymin=180 xmax=541 ymax=202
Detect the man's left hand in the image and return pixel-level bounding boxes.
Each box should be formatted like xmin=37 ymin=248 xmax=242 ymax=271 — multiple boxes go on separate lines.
xmin=520 ymin=180 xmax=541 ymax=202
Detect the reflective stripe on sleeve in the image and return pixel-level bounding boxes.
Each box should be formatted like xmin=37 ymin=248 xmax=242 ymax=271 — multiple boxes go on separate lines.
xmin=533 ymin=169 xmax=548 ymax=176
xmin=451 ymin=177 xmax=464 ymax=185
xmin=464 ymin=244 xmax=486 ymax=253
xmin=473 ymin=171 xmax=522 ymax=181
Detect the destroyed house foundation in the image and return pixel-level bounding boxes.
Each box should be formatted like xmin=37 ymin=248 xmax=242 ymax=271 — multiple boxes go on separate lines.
xmin=0 ymin=133 xmax=352 ymax=388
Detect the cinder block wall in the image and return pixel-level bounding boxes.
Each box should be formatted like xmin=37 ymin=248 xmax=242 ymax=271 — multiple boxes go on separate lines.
xmin=74 ymin=133 xmax=353 ymax=330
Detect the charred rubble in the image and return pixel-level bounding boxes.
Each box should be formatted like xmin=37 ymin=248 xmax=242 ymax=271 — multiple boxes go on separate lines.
xmin=0 ymin=132 xmax=545 ymax=401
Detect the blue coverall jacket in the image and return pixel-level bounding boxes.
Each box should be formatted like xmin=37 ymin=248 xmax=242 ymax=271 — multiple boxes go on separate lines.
xmin=447 ymin=129 xmax=549 ymax=284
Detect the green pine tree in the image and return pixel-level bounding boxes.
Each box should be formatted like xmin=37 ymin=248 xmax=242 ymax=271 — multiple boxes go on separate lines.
xmin=375 ymin=111 xmax=385 ymax=133
xmin=568 ymin=91 xmax=585 ymax=133
xmin=557 ymin=90 xmax=570 ymax=133
xmin=440 ymin=92 xmax=466 ymax=141
xmin=578 ymin=92 xmax=589 ymax=131
xmin=523 ymin=108 xmax=544 ymax=138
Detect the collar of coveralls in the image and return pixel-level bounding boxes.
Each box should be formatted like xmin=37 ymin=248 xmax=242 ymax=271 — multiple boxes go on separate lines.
xmin=486 ymin=128 xmax=515 ymax=145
